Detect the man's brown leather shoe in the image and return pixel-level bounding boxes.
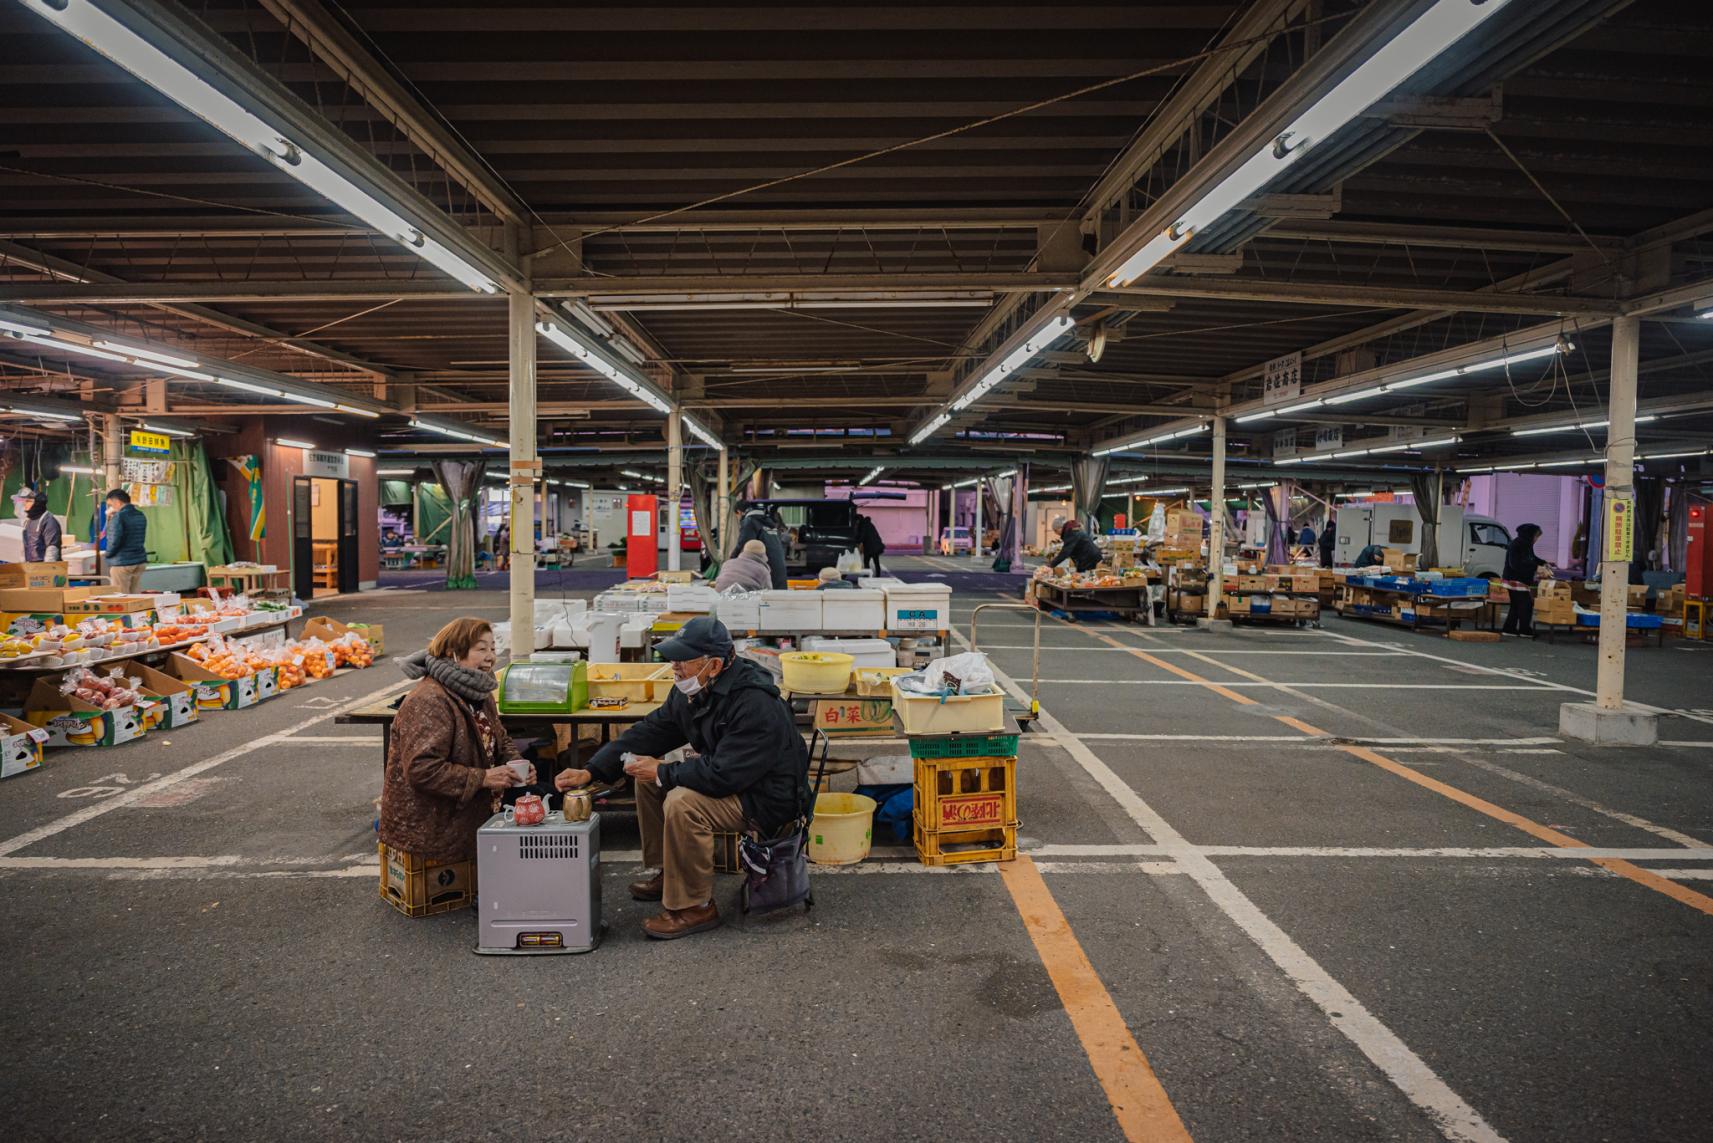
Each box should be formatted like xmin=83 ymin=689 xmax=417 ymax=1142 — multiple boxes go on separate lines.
xmin=629 ymin=872 xmax=664 ymax=901
xmin=642 ymin=902 xmax=721 ymax=940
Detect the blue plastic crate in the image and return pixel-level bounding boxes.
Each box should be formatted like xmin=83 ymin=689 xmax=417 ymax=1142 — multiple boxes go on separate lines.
xmin=1428 ymin=578 xmax=1490 ymax=598
xmin=1575 ymin=611 xmax=1663 ymax=629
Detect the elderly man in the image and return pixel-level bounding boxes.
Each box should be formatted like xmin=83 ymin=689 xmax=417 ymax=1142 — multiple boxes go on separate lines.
xmin=1047 ymin=517 xmax=1103 ymax=573
xmin=556 ymin=617 xmax=808 ymax=939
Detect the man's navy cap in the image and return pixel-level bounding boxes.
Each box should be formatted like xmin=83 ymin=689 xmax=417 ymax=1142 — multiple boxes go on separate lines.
xmin=655 ymin=615 xmax=733 ymax=662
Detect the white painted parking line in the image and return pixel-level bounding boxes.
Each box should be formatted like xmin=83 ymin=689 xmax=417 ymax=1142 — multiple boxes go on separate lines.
xmin=1039 ymin=679 xmax=1557 ymax=690
xmin=955 ymin=629 xmax=1507 ymax=1143
xmin=1661 ymin=740 xmax=1713 ymax=748
xmin=0 ymin=677 xmax=411 ymax=859
xmin=978 ymin=645 xmax=1405 ymax=655
xmin=1026 ymin=844 xmax=1713 ymax=861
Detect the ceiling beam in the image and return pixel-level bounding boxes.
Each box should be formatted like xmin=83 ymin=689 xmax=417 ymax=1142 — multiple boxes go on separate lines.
xmin=1262 ymin=220 xmax=1626 ymax=255
xmin=539 ymin=273 xmax=1078 ymax=299
xmin=0 ymin=281 xmax=479 ymax=304
xmin=1092 ymin=279 xmax=1621 ymax=318
xmin=254 ymin=0 xmax=531 ymax=228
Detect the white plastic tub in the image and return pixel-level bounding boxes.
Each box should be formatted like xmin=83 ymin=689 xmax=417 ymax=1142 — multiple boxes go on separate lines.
xmin=883 ymin=584 xmax=952 ymax=632
xmin=890 ymin=680 xmax=1007 ymax=735
xmin=758 ymin=590 xmax=821 ymax=634
xmin=819 ymin=588 xmax=885 ymax=631
xmin=801 ymin=637 xmax=897 ymax=669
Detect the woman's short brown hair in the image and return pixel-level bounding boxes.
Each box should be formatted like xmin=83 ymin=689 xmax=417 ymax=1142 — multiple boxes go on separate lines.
xmin=428 ymin=617 xmax=493 ymax=660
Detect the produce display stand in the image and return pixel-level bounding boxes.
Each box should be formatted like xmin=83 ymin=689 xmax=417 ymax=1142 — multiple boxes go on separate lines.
xmin=1033 ymin=579 xmax=1150 ymax=620
xmin=204 ymin=565 xmax=287 ymax=594
xmin=0 ymin=616 xmax=294 ymax=680
xmin=1335 ymin=576 xmax=1498 ymax=636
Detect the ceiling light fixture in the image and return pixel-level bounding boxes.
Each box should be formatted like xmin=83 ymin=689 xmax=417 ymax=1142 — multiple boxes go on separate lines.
xmin=93 ymin=341 xmax=199 ymax=369
xmin=376 ymin=467 xmax=415 ymax=476
xmin=1092 ymin=420 xmax=1209 ymax=457
xmin=140 ymin=421 xmax=194 ymax=438
xmin=948 ymin=314 xmax=1076 ymax=413
xmin=858 ymin=466 xmax=885 ymax=486
xmin=910 ymin=413 xmax=951 ymax=446
xmin=18 ymin=0 xmax=499 ymax=293
xmin=411 ymin=417 xmax=507 ymax=450
xmin=1512 ymin=414 xmax=1657 ymax=437
xmin=680 ymin=412 xmax=726 ymax=452
xmin=1105 ymin=0 xmax=1515 ymax=287
xmin=60 ymin=464 xmax=99 ymax=475
xmin=345 ymin=448 xmax=376 ymax=458
xmin=537 ymin=320 xmax=673 ymax=415
xmin=276 ymin=437 xmax=314 ymax=450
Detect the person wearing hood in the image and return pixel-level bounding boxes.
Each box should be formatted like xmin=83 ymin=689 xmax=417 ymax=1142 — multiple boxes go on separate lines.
xmin=1501 ymin=522 xmax=1550 ymax=637
xmin=1047 ymin=516 xmax=1103 ymax=573
xmin=379 ymin=618 xmax=535 ymax=864
xmin=556 ymin=617 xmax=809 ymax=940
xmin=856 ymin=512 xmax=886 ymax=577
xmin=21 ymin=491 xmax=61 ymax=563
xmin=1318 ymin=515 xmax=1336 ymax=568
xmin=730 ymin=505 xmax=788 ymax=589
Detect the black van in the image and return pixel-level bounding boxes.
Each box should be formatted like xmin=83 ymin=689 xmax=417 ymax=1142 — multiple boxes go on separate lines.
xmin=740 ymin=498 xmax=861 ymax=575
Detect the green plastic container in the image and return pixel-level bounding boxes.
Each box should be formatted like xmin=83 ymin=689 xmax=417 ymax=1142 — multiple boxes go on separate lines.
xmin=907 ymin=733 xmax=1021 ymax=760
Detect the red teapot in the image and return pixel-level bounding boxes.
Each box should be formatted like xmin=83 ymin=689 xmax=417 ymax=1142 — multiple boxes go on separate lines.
xmin=506 ymin=793 xmax=547 ymax=827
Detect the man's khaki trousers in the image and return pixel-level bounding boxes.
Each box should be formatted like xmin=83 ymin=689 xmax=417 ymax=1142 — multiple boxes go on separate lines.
xmin=635 ymin=780 xmax=746 ymax=911
xmin=111 ymin=564 xmax=145 ymax=594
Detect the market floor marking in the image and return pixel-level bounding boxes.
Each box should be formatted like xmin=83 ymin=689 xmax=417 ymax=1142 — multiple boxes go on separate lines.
xmin=1079 ymin=617 xmax=1713 ymax=917
xmin=1000 ymin=855 xmax=1194 ymax=1143
xmin=957 ymin=617 xmax=1506 ymax=1142
xmin=0 ymin=676 xmax=412 ymax=859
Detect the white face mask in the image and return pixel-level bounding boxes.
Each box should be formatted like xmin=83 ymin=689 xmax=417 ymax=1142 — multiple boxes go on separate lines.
xmin=673 ymin=674 xmax=704 ymax=697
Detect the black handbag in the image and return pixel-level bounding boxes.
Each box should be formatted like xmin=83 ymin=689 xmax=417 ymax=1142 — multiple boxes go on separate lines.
xmin=737 ymin=820 xmax=813 ymax=915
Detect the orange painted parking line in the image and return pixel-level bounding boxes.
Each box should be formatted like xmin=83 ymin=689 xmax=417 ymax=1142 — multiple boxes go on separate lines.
xmin=1042 ymin=613 xmax=1713 ymax=918
xmin=999 ymin=856 xmax=1195 ymax=1143
xmin=1089 ymin=630 xmax=1259 ymax=706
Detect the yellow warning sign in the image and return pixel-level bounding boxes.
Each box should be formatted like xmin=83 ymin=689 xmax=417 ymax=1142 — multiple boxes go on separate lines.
xmin=1604 ymin=496 xmax=1634 ymax=563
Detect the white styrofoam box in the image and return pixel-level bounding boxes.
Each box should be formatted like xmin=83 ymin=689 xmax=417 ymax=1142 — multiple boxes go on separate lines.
xmin=801 ymin=637 xmax=896 ymax=669
xmin=758 ymin=589 xmax=822 ymax=633
xmin=620 ymin=614 xmax=653 ymax=649
xmin=593 ymin=592 xmax=637 ymax=613
xmin=712 ymin=592 xmax=761 ymax=630
xmin=883 ymin=583 xmax=952 ymax=631
xmin=666 ymin=583 xmax=718 ymax=612
xmin=856 ymin=577 xmax=907 ymax=590
xmin=856 ymin=755 xmax=914 ymax=785
xmin=637 ymin=594 xmax=670 ymax=614
xmin=534 ymin=598 xmax=587 ymax=626
xmin=819 ymin=588 xmax=885 ymax=631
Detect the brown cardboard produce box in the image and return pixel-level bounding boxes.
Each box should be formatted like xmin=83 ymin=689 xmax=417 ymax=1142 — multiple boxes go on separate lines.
xmin=1381 ymin=548 xmax=1418 ymax=573
xmin=0 ymin=711 xmax=47 ymax=778
xmin=0 ymin=562 xmax=68 ymax=589
xmin=303 ymin=615 xmax=385 ymax=656
xmin=131 ymin=664 xmax=200 ymax=730
xmin=1535 ymin=597 xmax=1576 ymax=625
xmin=25 ymin=676 xmax=150 ymax=748
xmin=64 ymin=594 xmax=158 ymax=616
xmin=1626 ymin=585 xmax=1648 ymax=610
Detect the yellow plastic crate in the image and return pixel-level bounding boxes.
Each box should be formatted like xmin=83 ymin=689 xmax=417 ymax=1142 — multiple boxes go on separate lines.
xmin=586 ymin=663 xmax=674 ymax=703
xmin=914 ymin=756 xmax=1017 ymax=833
xmin=378 ymin=842 xmax=473 ymax=917
xmin=912 ymin=816 xmax=1017 ymax=866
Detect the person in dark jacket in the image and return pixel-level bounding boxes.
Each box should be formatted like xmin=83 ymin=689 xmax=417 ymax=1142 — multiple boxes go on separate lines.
xmin=1298 ymin=524 xmax=1316 ymax=546
xmin=21 ymin=492 xmax=62 ymax=562
xmin=1502 ymin=523 xmax=1549 ymax=637
xmin=102 ymin=489 xmax=148 ymax=594
xmin=1318 ymin=516 xmax=1336 ymax=568
xmin=731 ymin=506 xmax=788 ymax=589
xmin=856 ymin=513 xmax=886 ymax=577
xmin=1048 ymin=518 xmax=1103 ymax=572
xmin=556 ymin=617 xmax=809 ymax=939
xmin=1353 ymin=542 xmax=1386 ymax=569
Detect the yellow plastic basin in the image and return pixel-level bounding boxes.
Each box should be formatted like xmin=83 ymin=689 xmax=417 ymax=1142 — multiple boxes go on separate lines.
xmin=779 ymin=651 xmax=854 ymax=694
xmin=808 ymin=792 xmax=877 ymax=865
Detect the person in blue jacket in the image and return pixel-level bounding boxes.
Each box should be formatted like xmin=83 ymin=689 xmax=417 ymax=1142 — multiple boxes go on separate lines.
xmin=103 ymin=489 xmax=149 ymax=594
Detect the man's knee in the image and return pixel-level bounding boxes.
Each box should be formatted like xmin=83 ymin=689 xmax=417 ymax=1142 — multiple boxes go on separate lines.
xmin=663 ymin=786 xmax=704 ymax=826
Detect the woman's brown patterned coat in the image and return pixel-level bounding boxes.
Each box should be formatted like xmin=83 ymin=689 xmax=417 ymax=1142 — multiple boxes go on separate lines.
xmin=378 ymin=677 xmax=518 ymax=862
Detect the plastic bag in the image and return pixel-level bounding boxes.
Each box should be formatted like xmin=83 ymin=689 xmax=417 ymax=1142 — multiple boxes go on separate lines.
xmin=836 ymin=547 xmax=864 ymax=574
xmin=1146 ymin=501 xmax=1167 ymax=542
xmin=917 ymin=651 xmax=996 ymax=695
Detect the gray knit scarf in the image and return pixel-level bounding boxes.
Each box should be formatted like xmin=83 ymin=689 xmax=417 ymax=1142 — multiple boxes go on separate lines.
xmin=401 ymin=650 xmax=498 ymax=705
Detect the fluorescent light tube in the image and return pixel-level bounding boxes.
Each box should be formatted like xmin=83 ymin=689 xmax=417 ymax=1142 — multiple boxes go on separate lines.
xmin=1273 ymin=399 xmax=1324 ymax=416
xmin=19 ymin=0 xmax=497 ymax=293
xmin=137 ymin=360 xmax=215 ymax=381
xmin=216 ymin=377 xmax=285 ymax=397
xmin=858 ymin=466 xmax=885 ymax=486
xmin=950 ymin=314 xmax=1074 ymax=412
xmin=910 ymin=413 xmax=950 ymax=446
xmin=336 ymin=404 xmax=381 ymax=419
xmin=94 ymin=341 xmax=198 ymax=369
xmin=345 ymin=448 xmax=376 ymax=458
xmin=286 ymin=392 xmax=339 ymax=410
xmin=17 ymin=335 xmax=130 ymax=363
xmin=276 ymin=438 xmax=315 ymax=449
xmin=1323 ymin=385 xmax=1389 ymax=406
xmin=681 ymin=412 xmax=726 ymax=452
xmin=1235 ymin=409 xmax=1279 ymax=424
xmin=1105 ymin=0 xmax=1514 ymax=287
xmin=140 ymin=421 xmax=194 ymax=438
xmin=376 ymin=467 xmax=415 ymax=476
xmin=60 ymin=464 xmax=99 ymax=474
xmin=0 ymin=318 xmax=52 ymax=338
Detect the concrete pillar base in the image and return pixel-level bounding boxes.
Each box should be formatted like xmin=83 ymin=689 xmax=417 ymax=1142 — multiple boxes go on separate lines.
xmin=1195 ymin=618 xmax=1234 ymax=632
xmin=1558 ymin=701 xmax=1659 ymax=746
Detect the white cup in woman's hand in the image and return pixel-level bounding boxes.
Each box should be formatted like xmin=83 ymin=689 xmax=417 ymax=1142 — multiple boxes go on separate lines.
xmin=507 ymin=759 xmax=531 ymax=785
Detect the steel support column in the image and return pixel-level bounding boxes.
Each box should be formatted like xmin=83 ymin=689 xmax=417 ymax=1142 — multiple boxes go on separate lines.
xmin=1597 ymin=318 xmax=1640 ymax=710
xmin=973 ymin=481 xmax=984 ymax=559
xmin=1207 ymin=417 xmax=1227 ymax=620
xmin=507 ymin=285 xmax=536 ymax=659
xmin=667 ymin=410 xmax=683 ymax=572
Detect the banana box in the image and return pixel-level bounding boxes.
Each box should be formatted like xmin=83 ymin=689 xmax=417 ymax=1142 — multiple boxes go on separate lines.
xmin=0 ymin=711 xmax=47 ymax=778
xmin=24 ymin=678 xmax=149 ymax=748
xmin=132 ymin=664 xmax=199 ymax=730
xmin=167 ymin=653 xmax=276 ymax=711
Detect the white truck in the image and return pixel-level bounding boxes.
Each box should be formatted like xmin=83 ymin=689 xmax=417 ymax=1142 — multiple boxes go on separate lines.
xmin=1333 ymin=504 xmax=1512 ymax=577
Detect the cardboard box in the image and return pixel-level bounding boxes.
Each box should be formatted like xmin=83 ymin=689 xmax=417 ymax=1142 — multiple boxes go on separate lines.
xmin=1290 ymin=574 xmax=1321 ymax=594
xmin=0 ymin=562 xmax=68 ymax=589
xmin=1626 ymin=585 xmax=1649 ymax=610
xmin=1231 ymin=575 xmax=1269 ymax=593
xmin=131 ymin=664 xmax=200 ymax=730
xmin=0 ymin=711 xmax=47 ymax=778
xmin=24 ymin=677 xmax=149 ymax=748
xmin=0 ymin=610 xmax=62 ymax=634
xmin=303 ymin=615 xmax=385 ymax=656
xmin=167 ymin=653 xmax=275 ymax=711
xmin=0 ymin=588 xmax=68 ymax=614
xmin=811 ymin=696 xmax=894 ymax=737
xmin=64 ymin=594 xmax=158 ymax=616
xmin=1381 ymin=548 xmax=1418 ymax=573
xmin=1176 ymin=592 xmax=1206 ymax=614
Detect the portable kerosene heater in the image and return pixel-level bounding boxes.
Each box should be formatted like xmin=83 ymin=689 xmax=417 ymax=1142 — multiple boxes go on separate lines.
xmin=475 ymin=810 xmax=603 ymax=955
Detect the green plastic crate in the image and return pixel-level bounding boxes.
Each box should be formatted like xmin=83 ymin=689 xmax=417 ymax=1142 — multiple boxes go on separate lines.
xmin=907 ymin=733 xmax=1021 ymax=760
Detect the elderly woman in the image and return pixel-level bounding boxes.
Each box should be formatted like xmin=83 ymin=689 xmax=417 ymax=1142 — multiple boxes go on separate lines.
xmin=713 ymin=539 xmax=774 ymax=593
xmin=379 ymin=617 xmax=534 ymax=863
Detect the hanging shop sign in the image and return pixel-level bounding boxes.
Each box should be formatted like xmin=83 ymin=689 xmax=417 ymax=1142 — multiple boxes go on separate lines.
xmin=303 ymin=450 xmax=349 ymax=479
xmin=1263 ymin=351 xmax=1302 ymax=406
xmin=229 ymin=455 xmax=265 ymax=541
xmin=125 ymin=483 xmax=173 ymax=507
xmin=1387 ymin=404 xmax=1428 ymax=443
xmin=1313 ymin=425 xmax=1344 ymax=451
xmin=1272 ymin=428 xmax=1301 ymax=457
xmin=128 ymin=429 xmax=171 ymax=454
xmin=1604 ymin=495 xmax=1634 ymax=564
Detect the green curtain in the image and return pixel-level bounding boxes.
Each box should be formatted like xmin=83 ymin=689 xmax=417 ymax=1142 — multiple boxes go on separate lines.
xmin=181 ymin=441 xmax=235 ymax=566
xmin=417 ymin=482 xmax=452 ymax=543
xmin=380 ymin=479 xmax=414 ymax=506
